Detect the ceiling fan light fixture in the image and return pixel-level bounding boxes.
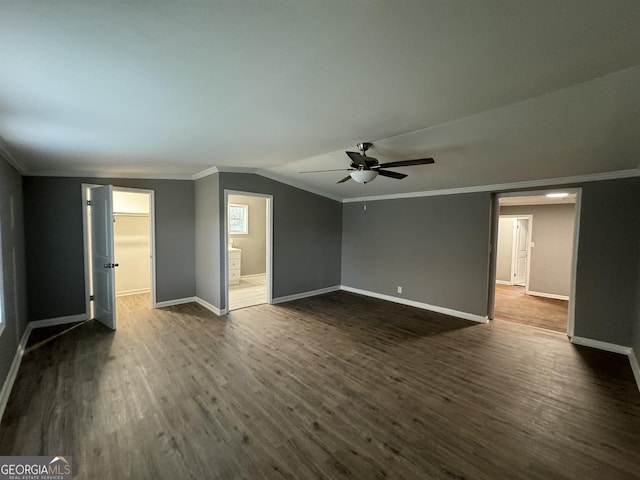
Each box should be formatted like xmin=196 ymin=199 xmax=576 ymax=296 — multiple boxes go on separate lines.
xmin=350 ymin=170 xmax=378 ymax=184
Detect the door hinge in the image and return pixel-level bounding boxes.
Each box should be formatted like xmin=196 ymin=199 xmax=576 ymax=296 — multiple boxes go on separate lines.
xmin=90 ymin=295 xmax=95 ymax=301
xmin=86 ymin=200 xmax=92 ymax=206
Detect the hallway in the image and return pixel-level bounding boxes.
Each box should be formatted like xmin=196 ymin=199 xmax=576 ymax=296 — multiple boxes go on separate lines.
xmin=494 ymin=284 xmax=568 ymax=332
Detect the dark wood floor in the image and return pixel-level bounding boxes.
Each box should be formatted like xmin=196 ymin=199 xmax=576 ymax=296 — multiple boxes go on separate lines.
xmin=494 ymin=284 xmax=569 ymax=332
xmin=1 ymin=292 xmax=639 ymax=479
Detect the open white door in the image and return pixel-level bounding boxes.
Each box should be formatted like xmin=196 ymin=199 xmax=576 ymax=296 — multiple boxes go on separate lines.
xmin=90 ymin=185 xmax=117 ymax=330
xmin=513 ymin=219 xmax=529 ymax=286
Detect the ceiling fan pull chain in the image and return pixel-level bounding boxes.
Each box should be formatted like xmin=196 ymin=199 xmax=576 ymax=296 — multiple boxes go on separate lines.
xmin=363 ymin=182 xmax=367 ymax=211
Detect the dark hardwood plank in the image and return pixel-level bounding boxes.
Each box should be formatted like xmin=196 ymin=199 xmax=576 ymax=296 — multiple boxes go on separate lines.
xmin=494 ymin=283 xmax=568 ymax=332
xmin=1 ymin=292 xmax=639 ymax=479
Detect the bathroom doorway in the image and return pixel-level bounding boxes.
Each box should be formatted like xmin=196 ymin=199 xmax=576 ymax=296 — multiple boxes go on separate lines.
xmin=224 ymin=191 xmax=273 ymax=311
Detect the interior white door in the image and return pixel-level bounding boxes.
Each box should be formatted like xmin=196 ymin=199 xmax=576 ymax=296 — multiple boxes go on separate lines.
xmin=90 ymin=185 xmax=117 ymax=330
xmin=513 ymin=219 xmax=529 ymax=286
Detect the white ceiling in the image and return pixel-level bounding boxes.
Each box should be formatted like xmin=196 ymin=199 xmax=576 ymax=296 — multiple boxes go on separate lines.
xmin=1 ymin=1 xmax=640 ymax=199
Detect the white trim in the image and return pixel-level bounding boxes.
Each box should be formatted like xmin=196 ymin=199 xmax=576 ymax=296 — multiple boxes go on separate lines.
xmin=570 ymin=336 xmax=632 ymax=356
xmin=502 ymin=215 xmax=533 ymax=289
xmin=240 ymin=273 xmax=268 ymax=279
xmin=0 ymin=137 xmax=26 ymax=175
xmin=194 ymin=166 xmax=343 ymax=202
xmin=116 ymin=288 xmax=151 ymax=297
xmin=155 ymin=297 xmax=196 ymax=308
xmin=112 ymin=187 xmax=157 ymax=309
xmin=195 ymin=297 xmax=226 ymax=316
xmin=526 ymin=290 xmax=570 ymax=301
xmin=84 ymin=185 xmax=159 ymax=315
xmin=566 ymin=189 xmax=581 ymax=338
xmin=28 ymin=170 xmax=194 ymax=180
xmin=491 ymin=188 xmax=581 ymax=337
xmin=30 ymin=313 xmax=89 ymax=329
xmin=224 ymin=190 xmax=274 ymax=312
xmin=255 ymin=169 xmax=343 ymax=202
xmin=342 ymin=169 xmax=639 ymax=203
xmin=272 ymin=286 xmax=341 ymax=304
xmin=495 ymin=280 xmax=512 ymax=285
xmin=340 ymin=285 xmax=489 ymax=324
xmin=192 ymin=166 xmax=219 ymax=180
xmin=0 ymin=324 xmax=32 ymax=421
xmin=81 ymin=184 xmax=95 ymax=321
xmin=629 ymin=349 xmax=640 ymax=393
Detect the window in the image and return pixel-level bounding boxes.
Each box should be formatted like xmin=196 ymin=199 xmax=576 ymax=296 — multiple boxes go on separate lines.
xmin=228 ymin=203 xmax=248 ymax=234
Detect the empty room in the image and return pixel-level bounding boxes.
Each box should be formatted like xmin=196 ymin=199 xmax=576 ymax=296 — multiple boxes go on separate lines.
xmin=1 ymin=2 xmax=639 ymax=479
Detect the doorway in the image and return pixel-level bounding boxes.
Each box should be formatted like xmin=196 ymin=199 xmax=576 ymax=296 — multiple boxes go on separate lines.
xmin=496 ymin=215 xmax=532 ymax=288
xmin=489 ymin=189 xmax=580 ymax=335
xmin=224 ymin=191 xmax=273 ymax=311
xmin=82 ymin=184 xmax=157 ymax=329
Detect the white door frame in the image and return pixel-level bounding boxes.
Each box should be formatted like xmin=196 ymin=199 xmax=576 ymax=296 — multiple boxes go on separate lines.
xmin=498 ymin=214 xmax=533 ymax=288
xmin=82 ymin=184 xmax=158 ymax=317
xmin=488 ymin=188 xmax=582 ymax=337
xmin=223 ymin=190 xmax=273 ymax=313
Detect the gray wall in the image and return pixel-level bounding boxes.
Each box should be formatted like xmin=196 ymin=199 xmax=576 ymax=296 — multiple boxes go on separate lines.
xmin=23 ymin=176 xmax=195 ymax=321
xmin=500 ymin=204 xmax=575 ymax=297
xmin=0 ymin=156 xmax=28 ymax=389
xmin=496 ymin=217 xmax=515 ymax=282
xmin=342 ymin=193 xmax=492 ymax=317
xmin=228 ymin=194 xmax=267 ymax=276
xmin=574 ymin=177 xmax=640 ymax=346
xmin=218 ymin=173 xmax=342 ymax=310
xmin=195 ymin=174 xmax=221 ymax=307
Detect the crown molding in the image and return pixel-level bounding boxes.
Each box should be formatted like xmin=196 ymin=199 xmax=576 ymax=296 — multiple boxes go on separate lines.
xmin=0 ymin=137 xmax=27 ymax=175
xmin=255 ymin=169 xmax=343 ymax=202
xmin=26 ymin=170 xmax=194 ymax=180
xmin=192 ymin=165 xmax=343 ymax=202
xmin=22 ymin=163 xmax=640 ymax=204
xmin=192 ymin=166 xmax=219 ymax=179
xmin=342 ymin=168 xmax=640 ymax=203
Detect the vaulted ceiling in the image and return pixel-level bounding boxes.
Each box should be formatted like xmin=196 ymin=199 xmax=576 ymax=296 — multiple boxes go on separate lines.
xmin=1 ymin=1 xmax=640 ymax=199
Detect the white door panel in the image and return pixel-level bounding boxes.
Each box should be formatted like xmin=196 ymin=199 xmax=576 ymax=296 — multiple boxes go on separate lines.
xmin=90 ymin=185 xmax=116 ymax=330
xmin=513 ymin=219 xmax=529 ymax=286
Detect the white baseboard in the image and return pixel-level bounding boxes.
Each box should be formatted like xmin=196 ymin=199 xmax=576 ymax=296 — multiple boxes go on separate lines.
xmin=629 ymin=349 xmax=640 ymax=393
xmin=30 ymin=313 xmax=90 ymax=329
xmin=0 ymin=324 xmax=32 ymax=422
xmin=526 ymin=290 xmax=570 ymax=301
xmin=195 ymin=297 xmax=226 ymax=316
xmin=116 ymin=288 xmax=150 ymax=297
xmin=495 ymin=280 xmax=512 ymax=285
xmin=570 ymin=336 xmax=632 ymax=355
xmin=240 ymin=273 xmax=267 ymax=279
xmin=340 ymin=286 xmax=489 ymax=324
xmin=272 ymin=286 xmax=341 ymax=305
xmin=155 ymin=297 xmax=196 ymax=308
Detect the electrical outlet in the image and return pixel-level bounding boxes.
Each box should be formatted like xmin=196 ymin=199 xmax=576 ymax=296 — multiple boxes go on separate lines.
xmin=397 ymin=286 xmax=402 ymax=294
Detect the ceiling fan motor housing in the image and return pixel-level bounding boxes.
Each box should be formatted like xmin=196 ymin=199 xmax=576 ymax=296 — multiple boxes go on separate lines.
xmin=356 ymin=142 xmax=372 ymax=153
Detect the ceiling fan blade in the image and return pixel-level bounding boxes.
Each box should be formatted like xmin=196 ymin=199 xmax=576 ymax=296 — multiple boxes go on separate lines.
xmin=300 ymin=168 xmax=354 ymax=173
xmin=346 ymin=151 xmax=369 ymax=169
xmin=337 ymin=175 xmax=352 ymax=184
xmin=378 ymin=169 xmax=407 ymax=180
xmin=375 ymin=158 xmax=435 ymax=169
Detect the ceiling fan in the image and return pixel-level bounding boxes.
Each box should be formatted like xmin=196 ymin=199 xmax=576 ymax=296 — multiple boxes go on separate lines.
xmin=300 ymin=142 xmax=435 ymax=184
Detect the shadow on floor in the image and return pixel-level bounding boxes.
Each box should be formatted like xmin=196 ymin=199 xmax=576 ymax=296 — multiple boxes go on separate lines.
xmin=273 ymin=290 xmax=481 ymax=341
